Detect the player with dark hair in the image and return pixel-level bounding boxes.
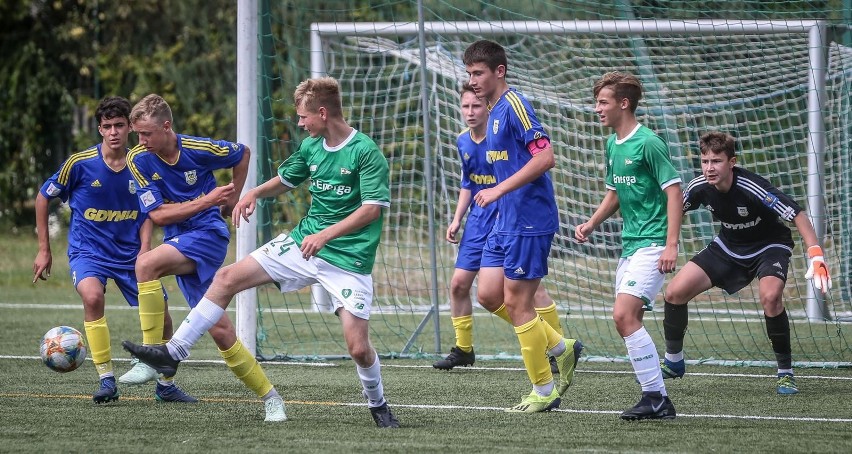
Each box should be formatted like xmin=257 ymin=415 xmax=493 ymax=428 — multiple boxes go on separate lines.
xmin=124 ymin=77 xmax=399 ymax=427
xmin=661 ymin=130 xmax=831 ymax=395
xmin=33 ymin=96 xmax=153 ymax=404
xmin=435 ymin=83 xmax=564 ymax=372
xmin=123 ymin=94 xmax=286 ymax=420
xmin=463 ymin=40 xmax=582 ymax=413
xmin=576 ymin=71 xmax=682 ymax=420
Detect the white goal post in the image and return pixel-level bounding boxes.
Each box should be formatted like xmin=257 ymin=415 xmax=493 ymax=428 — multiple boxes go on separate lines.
xmin=236 ymin=18 xmax=831 ymax=356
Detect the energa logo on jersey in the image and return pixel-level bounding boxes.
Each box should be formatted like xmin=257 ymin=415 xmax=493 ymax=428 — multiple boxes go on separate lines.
xmin=184 ymin=170 xmax=197 ymax=185
xmin=613 ymin=174 xmax=637 ymax=185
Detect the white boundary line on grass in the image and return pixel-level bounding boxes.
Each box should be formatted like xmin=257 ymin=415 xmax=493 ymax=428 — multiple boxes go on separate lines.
xmin=2 ymin=356 xmax=850 ymax=423
xmin=381 ymin=363 xmax=852 ymax=380
xmin=0 ymin=355 xmax=337 ymax=367
xmin=4 ymin=302 xmax=851 ymax=324
xmin=6 ymin=354 xmax=850 ymax=380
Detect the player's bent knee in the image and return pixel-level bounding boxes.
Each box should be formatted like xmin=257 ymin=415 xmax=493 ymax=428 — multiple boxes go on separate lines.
xmin=211 ymin=265 xmax=243 ymax=295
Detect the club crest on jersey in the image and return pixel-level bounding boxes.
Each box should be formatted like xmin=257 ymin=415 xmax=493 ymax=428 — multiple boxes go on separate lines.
xmin=492 ymin=119 xmax=499 ymax=134
xmin=128 ymin=180 xmax=136 ymax=194
xmin=310 ymin=165 xmax=318 ymax=172
xmin=184 ymin=170 xmax=197 ymax=185
xmin=737 ymin=206 xmax=749 ymax=217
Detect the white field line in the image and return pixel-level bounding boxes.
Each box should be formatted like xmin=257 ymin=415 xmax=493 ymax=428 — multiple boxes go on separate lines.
xmin=3 ymin=302 xmax=851 ymax=324
xmin=4 ymin=354 xmax=850 ymax=380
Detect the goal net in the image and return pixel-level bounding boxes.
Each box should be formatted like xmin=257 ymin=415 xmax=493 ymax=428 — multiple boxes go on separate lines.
xmin=244 ymin=14 xmax=852 ymax=366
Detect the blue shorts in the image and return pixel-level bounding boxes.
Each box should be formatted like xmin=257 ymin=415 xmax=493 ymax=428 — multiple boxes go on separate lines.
xmin=480 ymin=233 xmax=553 ymax=280
xmin=454 ymin=224 xmax=491 ymax=271
xmin=69 ymin=257 xmax=141 ymax=306
xmin=164 ymin=229 xmax=229 ymax=308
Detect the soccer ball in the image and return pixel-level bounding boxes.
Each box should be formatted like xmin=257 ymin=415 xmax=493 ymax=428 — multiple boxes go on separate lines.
xmin=40 ymin=326 xmax=87 ymax=373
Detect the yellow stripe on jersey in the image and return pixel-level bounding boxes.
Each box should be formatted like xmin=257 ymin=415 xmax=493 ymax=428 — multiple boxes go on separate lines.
xmin=57 ymin=147 xmax=98 ymax=185
xmin=127 ymin=146 xmax=150 ymax=187
xmin=505 ymin=92 xmax=532 ymax=131
xmin=181 ymin=138 xmax=230 ymax=156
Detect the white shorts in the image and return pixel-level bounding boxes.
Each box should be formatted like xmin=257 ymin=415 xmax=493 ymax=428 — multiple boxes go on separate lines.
xmin=250 ymin=233 xmax=374 ymax=320
xmin=615 ymin=245 xmax=666 ymax=311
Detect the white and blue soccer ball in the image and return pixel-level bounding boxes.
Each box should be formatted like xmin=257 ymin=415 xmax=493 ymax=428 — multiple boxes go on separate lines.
xmin=40 ymin=326 xmax=87 ymax=373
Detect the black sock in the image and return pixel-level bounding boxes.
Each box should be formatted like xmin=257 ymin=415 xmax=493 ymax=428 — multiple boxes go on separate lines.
xmin=663 ymin=300 xmax=689 ymax=355
xmin=766 ymin=309 xmax=792 ymax=371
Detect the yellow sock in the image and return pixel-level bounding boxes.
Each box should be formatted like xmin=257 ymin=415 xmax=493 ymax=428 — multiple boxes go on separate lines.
xmin=536 ymin=303 xmax=564 ymax=336
xmin=220 ymin=340 xmax=274 ymax=398
xmin=451 ymin=315 xmax=474 ymax=352
xmin=138 ymin=280 xmax=166 ymax=345
xmin=536 ymin=304 xmax=565 ymax=350
xmin=514 ymin=317 xmax=552 ymax=385
xmin=84 ymin=316 xmax=113 ymax=377
xmin=491 ymin=304 xmax=513 ymax=324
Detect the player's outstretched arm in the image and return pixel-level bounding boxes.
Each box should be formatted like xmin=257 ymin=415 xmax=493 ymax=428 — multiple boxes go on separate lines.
xmin=794 ymin=211 xmax=831 ymax=293
xmin=147 ymin=183 xmax=236 ymax=226
xmin=32 ymin=192 xmax=53 ymax=284
xmin=299 ymin=204 xmax=383 ymax=259
xmin=575 ymin=189 xmax=619 ymax=244
xmin=222 ymin=145 xmax=251 ymax=217
xmin=232 ymin=175 xmax=292 ymax=228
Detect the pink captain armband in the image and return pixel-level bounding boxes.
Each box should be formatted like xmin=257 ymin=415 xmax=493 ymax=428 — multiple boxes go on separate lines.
xmin=527 ymin=137 xmax=551 ymax=155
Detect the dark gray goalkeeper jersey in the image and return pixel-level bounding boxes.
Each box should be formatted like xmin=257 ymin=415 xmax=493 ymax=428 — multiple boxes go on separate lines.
xmin=682 ymin=166 xmax=803 ymax=258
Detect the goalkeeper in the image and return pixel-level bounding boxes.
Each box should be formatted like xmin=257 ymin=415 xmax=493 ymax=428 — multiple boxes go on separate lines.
xmin=662 ymin=130 xmax=831 ymax=395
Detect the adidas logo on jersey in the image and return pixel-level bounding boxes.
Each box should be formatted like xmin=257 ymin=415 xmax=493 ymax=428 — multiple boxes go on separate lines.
xmin=152 ymin=173 xmax=162 ymax=180
xmin=773 ymin=262 xmax=783 ymax=269
xmin=340 ymin=168 xmax=351 ymax=175
xmin=170 ymin=237 xmax=179 ymax=243
xmin=514 ymin=267 xmax=525 ymax=275
xmin=91 ymin=179 xmax=102 ymax=187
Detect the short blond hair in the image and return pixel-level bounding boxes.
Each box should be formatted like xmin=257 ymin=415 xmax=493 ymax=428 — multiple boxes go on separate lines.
xmin=593 ymin=71 xmax=643 ymax=113
xmin=293 ymin=77 xmax=342 ymax=117
xmin=130 ymin=94 xmax=173 ymax=125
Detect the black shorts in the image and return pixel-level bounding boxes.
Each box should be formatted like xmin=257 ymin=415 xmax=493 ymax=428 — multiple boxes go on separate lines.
xmin=690 ymin=241 xmax=791 ymax=295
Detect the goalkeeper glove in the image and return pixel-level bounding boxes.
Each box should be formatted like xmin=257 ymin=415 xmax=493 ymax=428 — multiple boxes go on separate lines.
xmin=804 ymin=245 xmax=831 ymax=294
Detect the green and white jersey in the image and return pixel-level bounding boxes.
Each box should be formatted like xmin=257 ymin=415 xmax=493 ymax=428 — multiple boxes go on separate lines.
xmin=605 ymin=124 xmax=681 ymax=257
xmin=277 ymin=129 xmax=390 ymax=274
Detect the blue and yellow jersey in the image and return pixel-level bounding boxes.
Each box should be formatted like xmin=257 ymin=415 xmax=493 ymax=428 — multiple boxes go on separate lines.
xmin=485 ymin=88 xmax=558 ymax=235
xmin=128 ymin=134 xmax=245 ymax=240
xmin=457 ymin=128 xmax=497 ymax=237
xmin=40 ymin=144 xmax=147 ymax=269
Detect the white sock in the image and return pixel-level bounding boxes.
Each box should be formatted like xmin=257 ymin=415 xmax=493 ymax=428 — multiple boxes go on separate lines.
xmin=665 ymin=351 xmax=684 ymax=363
xmin=166 ymin=298 xmax=225 ymax=360
xmin=548 ymin=338 xmax=566 ymax=358
xmin=778 ymin=368 xmax=793 ymax=376
xmin=356 ymin=355 xmax=386 ymax=408
xmin=624 ymin=326 xmax=666 ymax=396
xmin=533 ymin=381 xmax=555 ymax=397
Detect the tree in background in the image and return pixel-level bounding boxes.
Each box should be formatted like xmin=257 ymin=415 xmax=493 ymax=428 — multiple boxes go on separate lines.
xmin=0 ymin=0 xmax=238 ymax=227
